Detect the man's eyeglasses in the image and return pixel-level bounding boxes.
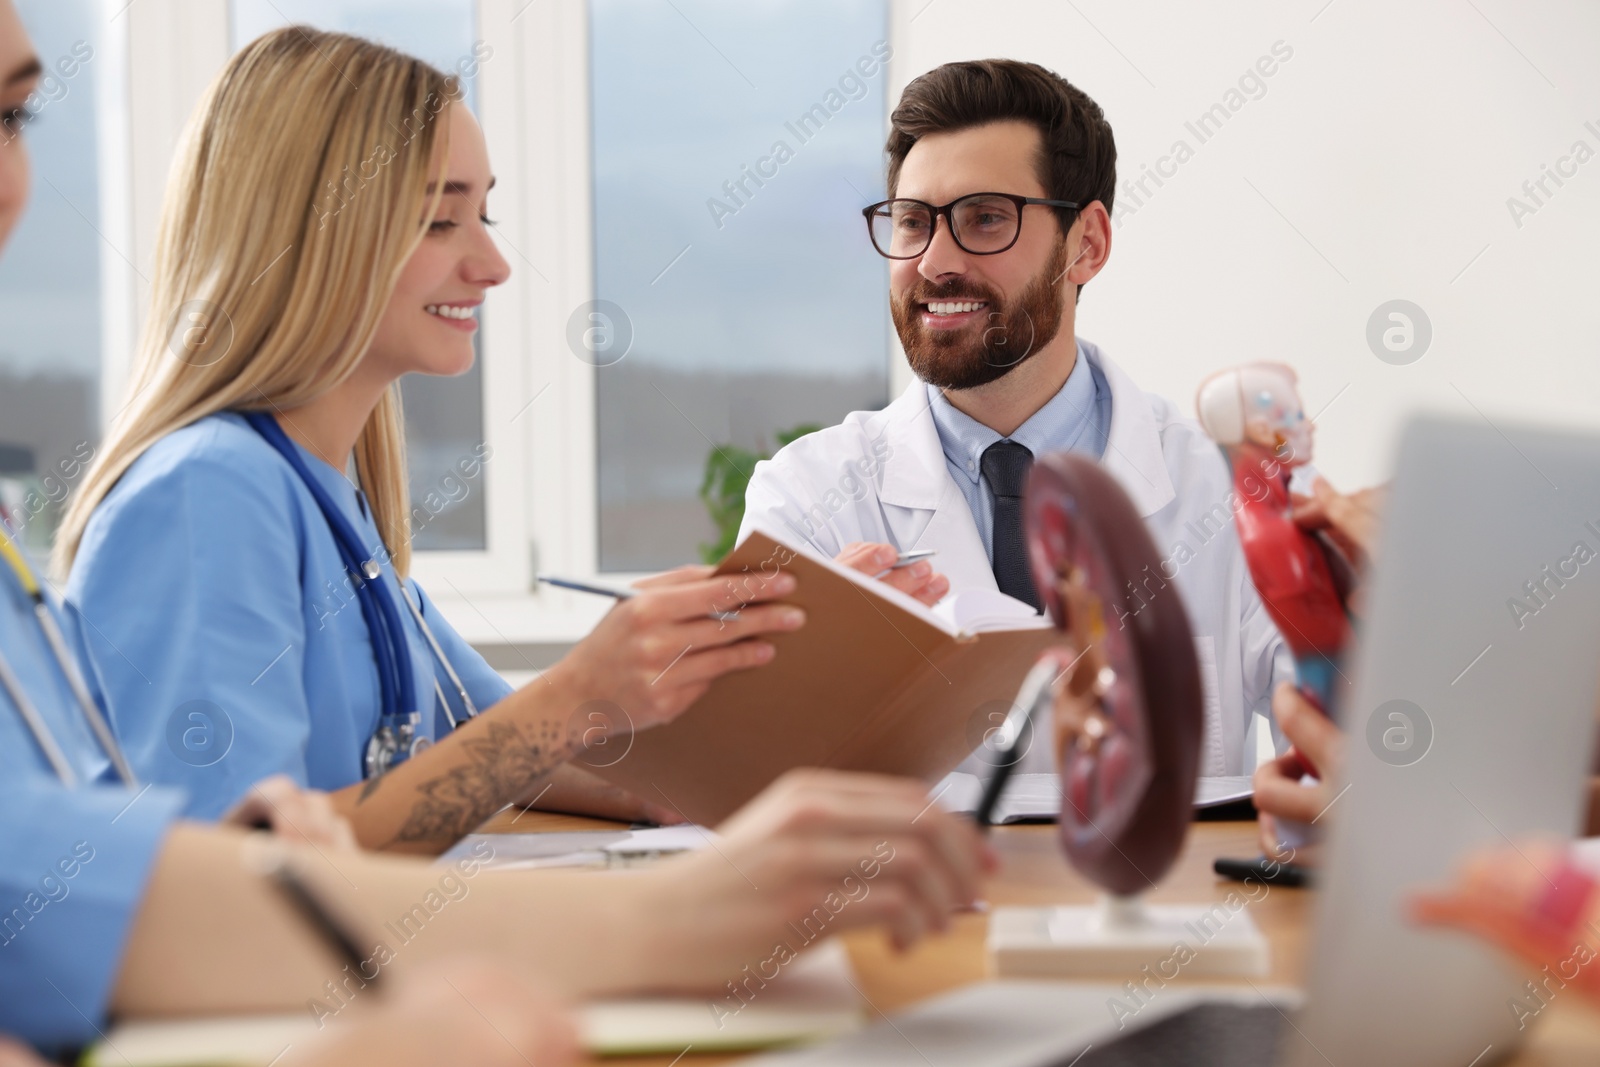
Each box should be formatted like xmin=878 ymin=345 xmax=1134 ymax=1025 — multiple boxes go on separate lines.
xmin=861 ymin=192 xmax=1080 ymax=260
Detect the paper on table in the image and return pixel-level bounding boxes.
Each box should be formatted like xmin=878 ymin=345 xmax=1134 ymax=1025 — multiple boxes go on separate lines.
xmin=587 ymin=939 xmax=862 ymax=1054
xmin=86 ymin=941 xmax=863 ymax=1065
xmin=1193 ymin=776 xmax=1255 ymax=809
xmin=933 ymin=772 xmax=1256 ymax=823
xmin=437 ymin=825 xmax=714 ymax=871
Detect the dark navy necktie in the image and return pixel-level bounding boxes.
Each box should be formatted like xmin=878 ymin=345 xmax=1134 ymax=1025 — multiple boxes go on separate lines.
xmin=981 ymin=440 xmax=1041 ymax=611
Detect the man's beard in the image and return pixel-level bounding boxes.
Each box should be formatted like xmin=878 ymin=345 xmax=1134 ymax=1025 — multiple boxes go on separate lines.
xmin=891 ymin=239 xmax=1071 ymax=392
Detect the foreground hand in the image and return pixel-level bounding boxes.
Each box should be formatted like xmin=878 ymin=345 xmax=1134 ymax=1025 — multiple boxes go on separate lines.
xmin=291 ymin=958 xmax=579 ymax=1067
xmin=0 ymin=1036 xmax=49 ymax=1067
xmin=1409 ymin=838 xmax=1600 ymax=1007
xmin=555 ymin=564 xmax=805 ymax=732
xmin=1291 ymin=478 xmax=1387 ymax=573
xmin=224 ymin=776 xmax=357 ymax=851
xmin=1254 ymin=684 xmax=1344 ymax=867
xmin=837 ymin=543 xmax=948 ymax=607
xmin=648 ymin=769 xmax=997 ymax=990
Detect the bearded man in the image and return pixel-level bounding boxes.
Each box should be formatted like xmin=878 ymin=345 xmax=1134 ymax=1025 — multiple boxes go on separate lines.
xmin=739 ymin=59 xmax=1292 ymax=776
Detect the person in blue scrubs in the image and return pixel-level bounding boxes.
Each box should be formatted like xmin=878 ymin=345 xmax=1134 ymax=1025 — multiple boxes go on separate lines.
xmin=0 ymin=552 xmax=184 ymax=1052
xmin=56 ymin=25 xmax=820 ymax=854
xmin=1 ymin=61 xmax=552 ymax=1037
xmin=0 ymin=21 xmax=571 ymax=1051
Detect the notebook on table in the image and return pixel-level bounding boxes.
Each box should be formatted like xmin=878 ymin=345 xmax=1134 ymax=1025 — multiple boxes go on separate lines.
xmin=87 ymin=940 xmax=862 ymax=1065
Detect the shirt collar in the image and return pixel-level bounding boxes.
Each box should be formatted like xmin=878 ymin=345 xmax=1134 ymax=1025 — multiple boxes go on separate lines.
xmin=927 ymin=339 xmax=1099 ymax=485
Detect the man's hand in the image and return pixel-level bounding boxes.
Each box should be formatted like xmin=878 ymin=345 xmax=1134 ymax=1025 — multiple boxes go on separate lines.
xmin=836 ymin=543 xmax=948 ymax=607
xmin=223 ymin=776 xmax=358 ymax=851
xmin=1253 ymin=683 xmax=1344 ymax=867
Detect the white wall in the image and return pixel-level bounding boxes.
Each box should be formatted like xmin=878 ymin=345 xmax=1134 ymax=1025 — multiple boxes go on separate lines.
xmin=892 ymin=0 xmax=1600 ymax=490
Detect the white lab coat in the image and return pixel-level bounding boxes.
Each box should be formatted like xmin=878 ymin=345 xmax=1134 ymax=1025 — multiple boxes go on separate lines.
xmin=738 ymin=339 xmax=1292 ymax=776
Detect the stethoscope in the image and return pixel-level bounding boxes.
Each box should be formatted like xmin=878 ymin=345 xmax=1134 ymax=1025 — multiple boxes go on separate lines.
xmin=0 ymin=526 xmax=140 ymax=788
xmin=243 ymin=412 xmax=479 ymax=779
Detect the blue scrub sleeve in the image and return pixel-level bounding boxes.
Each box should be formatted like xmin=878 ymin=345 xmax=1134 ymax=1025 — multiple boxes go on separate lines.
xmin=68 ymin=450 xmax=314 ymax=820
xmin=409 ymin=579 xmax=514 ymax=713
xmin=0 ymin=783 xmax=186 ymax=1053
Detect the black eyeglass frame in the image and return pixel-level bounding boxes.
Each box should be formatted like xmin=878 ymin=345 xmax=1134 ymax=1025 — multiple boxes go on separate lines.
xmin=861 ymin=192 xmax=1082 ymax=260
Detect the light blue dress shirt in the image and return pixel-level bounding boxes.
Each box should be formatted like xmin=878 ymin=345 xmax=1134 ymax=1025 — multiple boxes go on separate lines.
xmin=0 ymin=537 xmax=186 ymax=1053
xmin=927 ymin=338 xmax=1113 ymax=562
xmin=66 ymin=412 xmax=513 ymax=819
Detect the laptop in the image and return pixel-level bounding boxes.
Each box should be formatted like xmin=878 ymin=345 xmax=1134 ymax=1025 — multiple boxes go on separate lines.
xmin=742 ymin=415 xmax=1600 ymax=1067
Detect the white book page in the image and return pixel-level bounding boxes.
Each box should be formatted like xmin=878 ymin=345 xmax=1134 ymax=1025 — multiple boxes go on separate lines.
xmin=931 ymin=587 xmax=1052 ymax=635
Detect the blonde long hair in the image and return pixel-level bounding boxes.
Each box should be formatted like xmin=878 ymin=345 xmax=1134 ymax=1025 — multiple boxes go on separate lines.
xmin=56 ymin=27 xmax=460 ymax=577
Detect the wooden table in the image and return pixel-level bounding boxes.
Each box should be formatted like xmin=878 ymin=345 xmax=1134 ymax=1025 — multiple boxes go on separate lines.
xmin=479 ymin=810 xmax=1600 ymax=1064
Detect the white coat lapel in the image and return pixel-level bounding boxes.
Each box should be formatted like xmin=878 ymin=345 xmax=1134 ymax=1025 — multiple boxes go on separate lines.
xmin=876 ymin=382 xmax=998 ymax=594
xmin=1084 ymin=342 xmax=1176 ymax=519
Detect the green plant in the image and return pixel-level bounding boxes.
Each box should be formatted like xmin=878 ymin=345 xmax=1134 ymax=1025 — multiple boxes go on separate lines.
xmin=698 ymin=423 xmax=821 ymax=563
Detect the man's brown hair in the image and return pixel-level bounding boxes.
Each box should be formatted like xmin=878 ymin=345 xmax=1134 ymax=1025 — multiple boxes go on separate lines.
xmin=885 ymin=59 xmax=1117 ymax=234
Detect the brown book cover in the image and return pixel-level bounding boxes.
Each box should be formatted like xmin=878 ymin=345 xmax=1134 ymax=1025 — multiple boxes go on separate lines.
xmin=589 ymin=531 xmax=1062 ymax=825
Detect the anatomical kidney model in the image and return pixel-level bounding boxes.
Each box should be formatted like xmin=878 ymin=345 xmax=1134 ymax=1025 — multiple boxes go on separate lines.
xmin=984 ymin=454 xmax=1267 ymax=979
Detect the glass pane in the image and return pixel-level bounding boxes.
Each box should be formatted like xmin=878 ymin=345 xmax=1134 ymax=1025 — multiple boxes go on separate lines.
xmin=590 ymin=0 xmax=891 ymax=571
xmin=0 ymin=0 xmax=103 ymax=554
xmin=229 ymin=0 xmax=488 ymax=551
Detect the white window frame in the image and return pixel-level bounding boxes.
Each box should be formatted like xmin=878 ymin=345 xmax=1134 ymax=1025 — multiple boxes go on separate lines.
xmin=113 ymin=0 xmax=913 ymax=643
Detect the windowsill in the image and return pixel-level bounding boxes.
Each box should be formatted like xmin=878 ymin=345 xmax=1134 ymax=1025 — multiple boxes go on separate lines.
xmin=428 ymin=588 xmax=613 ymax=670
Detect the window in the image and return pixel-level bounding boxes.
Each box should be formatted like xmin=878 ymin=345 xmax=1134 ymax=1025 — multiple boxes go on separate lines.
xmin=589 ymin=0 xmax=892 ymax=571
xmin=229 ymin=0 xmax=490 ymax=552
xmin=0 ymin=0 xmax=103 ymax=552
xmin=113 ymin=1 xmax=905 ymax=629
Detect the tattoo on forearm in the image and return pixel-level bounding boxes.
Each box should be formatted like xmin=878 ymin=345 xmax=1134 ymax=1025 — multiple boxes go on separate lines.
xmin=384 ymin=719 xmax=574 ymax=846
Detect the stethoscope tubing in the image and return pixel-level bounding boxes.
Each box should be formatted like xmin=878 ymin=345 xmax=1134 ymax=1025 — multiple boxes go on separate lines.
xmin=0 ymin=527 xmax=138 ymax=787
xmin=245 ymin=412 xmax=419 ymax=724
xmin=243 ymin=412 xmax=478 ymax=765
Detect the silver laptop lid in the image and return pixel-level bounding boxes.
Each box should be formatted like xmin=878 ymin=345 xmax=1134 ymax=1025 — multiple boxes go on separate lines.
xmin=1291 ymin=415 xmax=1600 ymax=1067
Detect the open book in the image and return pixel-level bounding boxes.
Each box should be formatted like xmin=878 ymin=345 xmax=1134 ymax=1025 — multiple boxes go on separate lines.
xmin=589 ymin=530 xmax=1061 ymax=825
xmin=934 ymin=772 xmax=1258 ymax=824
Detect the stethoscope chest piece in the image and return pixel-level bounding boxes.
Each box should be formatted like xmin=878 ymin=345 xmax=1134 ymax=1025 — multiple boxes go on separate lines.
xmin=363 ymin=710 xmax=434 ymax=779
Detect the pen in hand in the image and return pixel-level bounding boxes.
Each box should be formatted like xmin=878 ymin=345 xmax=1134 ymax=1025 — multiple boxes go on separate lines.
xmin=260 ymin=849 xmax=383 ymax=992
xmin=537 ymin=574 xmax=741 ymax=622
xmin=873 ymin=549 xmax=937 ymax=580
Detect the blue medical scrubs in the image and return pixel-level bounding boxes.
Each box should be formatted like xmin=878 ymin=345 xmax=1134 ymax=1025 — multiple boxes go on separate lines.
xmin=66 ymin=412 xmax=514 ymax=819
xmin=0 ymin=539 xmax=186 ymax=1052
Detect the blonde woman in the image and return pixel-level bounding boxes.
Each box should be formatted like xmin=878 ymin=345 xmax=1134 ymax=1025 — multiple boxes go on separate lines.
xmin=52 ymin=26 xmax=846 ymax=851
